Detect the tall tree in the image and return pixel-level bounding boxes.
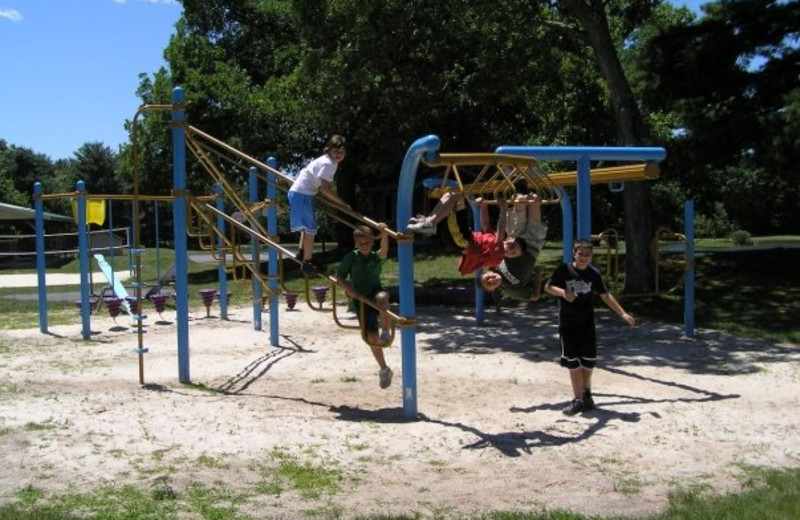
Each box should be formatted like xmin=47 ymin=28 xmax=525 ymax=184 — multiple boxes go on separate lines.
xmin=641 ymin=0 xmax=800 ymax=235
xmin=553 ymin=0 xmax=660 ymax=293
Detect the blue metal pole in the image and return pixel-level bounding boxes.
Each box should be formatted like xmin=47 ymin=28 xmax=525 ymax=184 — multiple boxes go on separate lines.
xmin=267 ymin=157 xmax=280 ymax=347
xmin=76 ymin=181 xmax=91 ymax=340
xmin=684 ymin=200 xmax=695 ymax=338
xmin=154 ymin=201 xmax=161 ymax=279
xmin=397 ymin=134 xmax=441 ymax=420
xmin=172 ymin=86 xmax=191 ymax=383
xmin=215 ymin=184 xmax=229 ymax=320
xmin=468 ymin=200 xmax=485 ymax=326
xmin=249 ymin=167 xmax=262 ymax=330
xmin=496 ymin=146 xmax=667 ymax=162
xmin=557 ymin=188 xmax=574 ymax=262
xmin=34 ymin=182 xmax=48 ymax=333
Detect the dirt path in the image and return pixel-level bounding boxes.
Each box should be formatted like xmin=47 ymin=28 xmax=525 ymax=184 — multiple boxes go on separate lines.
xmin=0 ymin=303 xmax=798 ymax=518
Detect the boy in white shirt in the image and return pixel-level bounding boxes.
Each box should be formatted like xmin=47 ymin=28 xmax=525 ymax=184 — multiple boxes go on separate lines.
xmin=288 ymin=135 xmax=349 ymax=274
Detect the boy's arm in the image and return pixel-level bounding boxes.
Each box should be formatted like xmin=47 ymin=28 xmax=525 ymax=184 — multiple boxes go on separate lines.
xmin=334 ymin=272 xmax=358 ymax=299
xmin=319 ymin=180 xmax=351 ymax=209
xmin=600 ymin=292 xmax=636 ymax=326
xmin=544 ymin=270 xmax=576 ymax=302
xmin=527 ymin=193 xmax=542 ymax=225
xmin=494 ymin=198 xmax=507 ymax=243
xmin=377 ymin=223 xmax=389 ymax=260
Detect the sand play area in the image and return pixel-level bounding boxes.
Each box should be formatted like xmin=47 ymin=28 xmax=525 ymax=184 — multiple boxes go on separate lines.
xmin=0 ymin=299 xmax=798 ymax=518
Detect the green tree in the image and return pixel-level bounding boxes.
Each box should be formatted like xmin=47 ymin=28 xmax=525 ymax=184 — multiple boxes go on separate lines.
xmin=550 ymin=0 xmax=662 ymax=293
xmin=0 ymin=139 xmax=31 ymax=209
xmin=641 ymin=0 xmax=800 ymax=234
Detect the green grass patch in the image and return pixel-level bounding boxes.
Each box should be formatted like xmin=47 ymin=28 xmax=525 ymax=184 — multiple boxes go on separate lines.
xmin=267 ymin=447 xmax=344 ymax=500
xmin=1 ymin=467 xmax=798 ymax=519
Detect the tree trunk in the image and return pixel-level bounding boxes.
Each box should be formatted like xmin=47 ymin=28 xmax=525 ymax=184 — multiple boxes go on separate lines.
xmin=559 ymin=0 xmax=654 ymax=293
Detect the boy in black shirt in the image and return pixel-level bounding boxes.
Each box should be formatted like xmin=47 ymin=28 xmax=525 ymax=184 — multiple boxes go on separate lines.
xmin=545 ymin=240 xmax=636 ymax=415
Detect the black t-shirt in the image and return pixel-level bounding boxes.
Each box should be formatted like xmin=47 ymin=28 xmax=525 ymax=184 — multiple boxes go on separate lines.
xmin=547 ymin=262 xmax=607 ymax=324
xmin=491 ymin=254 xmax=536 ymax=301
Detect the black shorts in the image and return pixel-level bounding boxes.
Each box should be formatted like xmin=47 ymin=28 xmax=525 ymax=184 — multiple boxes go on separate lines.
xmin=355 ymin=288 xmax=384 ymax=333
xmin=558 ymin=319 xmax=597 ymax=370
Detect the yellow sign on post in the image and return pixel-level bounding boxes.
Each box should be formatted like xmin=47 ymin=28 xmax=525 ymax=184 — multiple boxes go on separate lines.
xmin=71 ymin=199 xmax=106 ymax=226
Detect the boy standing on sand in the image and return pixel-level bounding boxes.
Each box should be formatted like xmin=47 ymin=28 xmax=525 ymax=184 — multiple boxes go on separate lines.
xmin=544 ymin=240 xmax=636 ymax=415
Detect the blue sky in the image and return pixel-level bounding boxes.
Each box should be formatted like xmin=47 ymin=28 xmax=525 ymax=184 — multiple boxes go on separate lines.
xmin=0 ymin=0 xmax=707 ymax=162
xmin=0 ymin=0 xmax=181 ymax=161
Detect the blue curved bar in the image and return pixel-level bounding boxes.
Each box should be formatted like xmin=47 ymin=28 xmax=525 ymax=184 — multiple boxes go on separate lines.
xmin=396 ymin=134 xmax=441 ymax=420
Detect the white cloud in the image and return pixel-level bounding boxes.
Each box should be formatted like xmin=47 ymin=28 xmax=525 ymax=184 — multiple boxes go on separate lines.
xmin=0 ymin=8 xmax=23 ymax=22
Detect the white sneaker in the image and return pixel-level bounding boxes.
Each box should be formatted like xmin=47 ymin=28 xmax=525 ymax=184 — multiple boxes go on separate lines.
xmin=407 ymin=220 xmax=436 ymax=236
xmin=379 ymin=329 xmax=391 ymax=344
xmin=408 ymin=214 xmax=427 ymax=224
xmin=379 ymin=367 xmax=393 ymax=389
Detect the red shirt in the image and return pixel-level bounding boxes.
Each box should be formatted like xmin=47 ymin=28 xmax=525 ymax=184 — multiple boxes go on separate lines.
xmin=458 ymin=231 xmax=504 ymax=275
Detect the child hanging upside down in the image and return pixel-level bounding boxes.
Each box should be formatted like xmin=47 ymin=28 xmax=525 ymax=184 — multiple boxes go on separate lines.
xmin=407 ymin=192 xmax=546 ymax=302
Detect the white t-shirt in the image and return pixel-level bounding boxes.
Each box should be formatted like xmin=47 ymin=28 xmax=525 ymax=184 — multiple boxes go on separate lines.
xmin=289 ymin=154 xmax=338 ymax=196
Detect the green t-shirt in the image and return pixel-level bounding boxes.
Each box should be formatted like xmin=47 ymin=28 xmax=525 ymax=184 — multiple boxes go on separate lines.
xmin=337 ymin=250 xmax=385 ymax=312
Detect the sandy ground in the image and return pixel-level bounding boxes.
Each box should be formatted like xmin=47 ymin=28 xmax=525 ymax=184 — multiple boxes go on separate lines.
xmin=0 ymin=298 xmax=798 ymax=519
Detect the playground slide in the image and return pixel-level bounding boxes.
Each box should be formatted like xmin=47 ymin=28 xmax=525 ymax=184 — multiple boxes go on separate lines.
xmin=93 ymin=253 xmax=132 ymax=314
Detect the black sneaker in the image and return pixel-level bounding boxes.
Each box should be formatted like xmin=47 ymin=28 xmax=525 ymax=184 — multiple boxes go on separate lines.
xmin=582 ymin=389 xmax=595 ymax=410
xmin=562 ymin=398 xmax=585 ymax=416
xmin=301 ymin=262 xmax=319 ymax=276
xmin=294 ymin=248 xmax=304 ymax=261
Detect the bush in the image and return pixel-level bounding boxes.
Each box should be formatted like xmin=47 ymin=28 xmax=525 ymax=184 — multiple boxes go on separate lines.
xmin=729 ymin=229 xmax=753 ymax=246
xmin=694 ymin=202 xmax=735 ymax=238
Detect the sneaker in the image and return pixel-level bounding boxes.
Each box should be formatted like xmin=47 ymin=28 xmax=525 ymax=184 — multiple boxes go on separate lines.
xmin=407 ymin=220 xmax=436 ymax=236
xmin=379 ymin=329 xmax=391 ymax=344
xmin=379 ymin=367 xmax=393 ymax=389
xmin=408 ymin=214 xmax=427 ymax=224
xmin=301 ymin=262 xmax=319 ymax=276
xmin=582 ymin=389 xmax=595 ymax=410
xmin=562 ymin=398 xmax=585 ymax=416
xmin=294 ymin=248 xmax=304 ymax=261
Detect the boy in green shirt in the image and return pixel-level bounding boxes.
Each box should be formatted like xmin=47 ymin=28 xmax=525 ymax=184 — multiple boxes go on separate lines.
xmin=336 ymin=223 xmax=393 ymax=389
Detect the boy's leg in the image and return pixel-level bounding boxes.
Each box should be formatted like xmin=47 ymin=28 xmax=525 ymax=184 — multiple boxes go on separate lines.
xmin=569 ymin=368 xmax=584 ymax=399
xmin=301 ymin=232 xmax=315 ymax=263
xmin=479 ymin=197 xmax=491 ymax=232
xmin=376 ymin=291 xmax=391 ymax=330
xmin=561 ymin=325 xmax=589 ymax=415
xmin=582 ymin=368 xmax=593 ymax=391
xmin=369 ymin=342 xmax=388 ymax=370
xmin=582 ymin=368 xmax=595 ymax=409
xmin=289 ymin=193 xmax=317 ymax=262
xmin=414 ymin=192 xmax=461 ymax=225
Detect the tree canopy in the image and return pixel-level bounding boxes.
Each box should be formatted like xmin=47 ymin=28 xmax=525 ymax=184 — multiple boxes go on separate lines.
xmin=2 ymin=0 xmax=797 ymax=281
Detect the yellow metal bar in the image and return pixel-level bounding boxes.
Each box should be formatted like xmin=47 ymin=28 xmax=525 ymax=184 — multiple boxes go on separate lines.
xmin=424 ymin=153 xmax=540 ymax=168
xmin=547 ymin=163 xmax=659 ymax=187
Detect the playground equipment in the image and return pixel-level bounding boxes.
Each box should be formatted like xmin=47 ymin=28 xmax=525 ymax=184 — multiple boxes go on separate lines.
xmin=415 ymin=149 xmax=666 ymax=323
xmin=34 ymin=86 xmax=679 ymax=419
xmin=652 ymin=226 xmax=690 ymax=294
xmin=591 ymin=229 xmax=622 ymax=292
xmin=283 ymin=291 xmax=299 ymax=310
xmin=94 ymin=253 xmax=132 ymax=315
